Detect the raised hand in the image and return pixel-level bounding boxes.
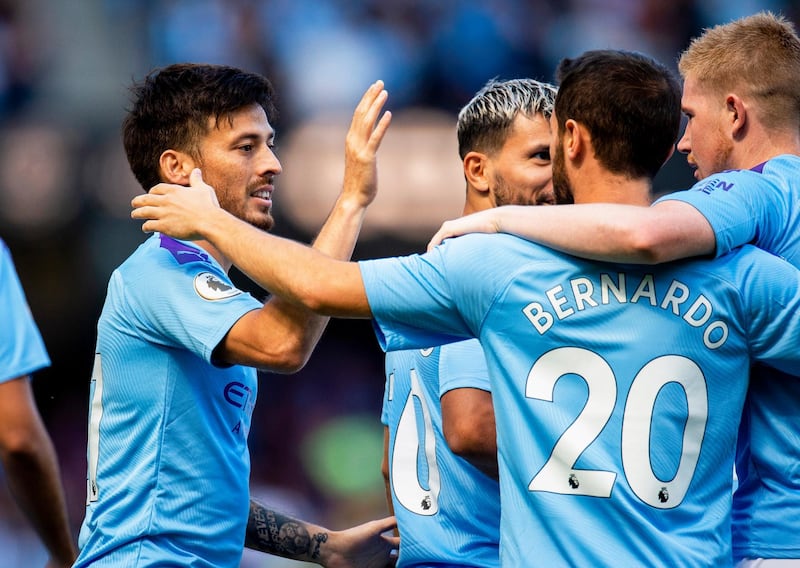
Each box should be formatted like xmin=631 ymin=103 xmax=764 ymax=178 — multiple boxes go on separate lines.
xmin=341 ymin=80 xmax=393 ymax=209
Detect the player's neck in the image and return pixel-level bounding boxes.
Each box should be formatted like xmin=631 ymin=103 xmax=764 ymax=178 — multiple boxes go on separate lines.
xmin=733 ymin=125 xmax=800 ymax=170
xmin=194 ymin=239 xmax=232 ymax=272
xmin=572 ymin=171 xmax=653 ymax=207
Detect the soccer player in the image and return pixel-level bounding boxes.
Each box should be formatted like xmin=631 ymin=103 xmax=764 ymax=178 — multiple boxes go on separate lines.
xmin=131 ymin=49 xmax=800 ymax=566
xmin=0 ymin=238 xmax=77 ymax=568
xmin=382 ymin=78 xmax=556 ymax=567
xmin=74 ymin=63 xmax=398 ymax=567
xmin=427 ymin=11 xmax=800 ymax=565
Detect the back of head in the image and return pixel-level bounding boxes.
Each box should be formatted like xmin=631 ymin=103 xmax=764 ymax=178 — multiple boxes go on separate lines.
xmin=678 ymin=11 xmax=800 ymax=131
xmin=555 ymin=49 xmax=681 ymax=180
xmin=123 ymin=63 xmax=277 ymax=192
xmin=457 ymin=78 xmax=557 ymax=159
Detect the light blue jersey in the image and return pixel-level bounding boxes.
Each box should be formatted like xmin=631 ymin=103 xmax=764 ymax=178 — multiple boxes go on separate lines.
xmin=361 ymin=233 xmax=800 ymax=567
xmin=382 ymin=340 xmax=500 ymax=567
xmin=660 ymin=154 xmax=800 ymax=560
xmin=0 ymin=239 xmax=49 ymax=384
xmin=75 ymin=234 xmax=262 ymax=568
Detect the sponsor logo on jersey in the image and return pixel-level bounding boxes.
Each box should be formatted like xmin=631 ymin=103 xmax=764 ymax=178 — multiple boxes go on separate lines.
xmin=224 ymin=381 xmax=253 ymax=409
xmin=194 ymin=272 xmax=242 ymax=300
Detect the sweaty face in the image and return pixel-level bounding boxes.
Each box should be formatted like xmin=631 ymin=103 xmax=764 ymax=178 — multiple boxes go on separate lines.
xmin=549 ymin=113 xmax=574 ymax=205
xmin=195 ymin=104 xmax=282 ymax=232
xmin=677 ymin=74 xmax=734 ymax=181
xmin=487 ymin=113 xmax=554 ymax=206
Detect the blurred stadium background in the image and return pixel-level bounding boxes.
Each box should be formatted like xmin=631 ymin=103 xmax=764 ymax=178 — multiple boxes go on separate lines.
xmin=0 ymin=0 xmax=796 ymax=565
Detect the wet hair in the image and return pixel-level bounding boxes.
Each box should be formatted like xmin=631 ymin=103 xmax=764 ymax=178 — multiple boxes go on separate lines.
xmin=555 ymin=49 xmax=681 ymax=180
xmin=122 ymin=63 xmax=278 ymax=192
xmin=678 ymin=11 xmax=800 ymax=131
xmin=457 ymin=78 xmax=557 ymax=159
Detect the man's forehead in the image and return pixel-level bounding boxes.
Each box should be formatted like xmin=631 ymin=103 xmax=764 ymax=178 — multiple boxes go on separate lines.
xmin=207 ymin=104 xmax=273 ymax=132
xmin=208 ymin=103 xmax=272 ymax=129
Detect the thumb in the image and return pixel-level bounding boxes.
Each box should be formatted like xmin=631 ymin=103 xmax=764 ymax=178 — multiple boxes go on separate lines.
xmin=190 ymin=168 xmax=220 ymax=207
xmin=189 ymin=167 xmax=204 ymax=187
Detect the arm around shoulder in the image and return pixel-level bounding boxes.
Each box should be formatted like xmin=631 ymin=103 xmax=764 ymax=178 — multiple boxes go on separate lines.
xmin=430 ymin=200 xmax=716 ymax=264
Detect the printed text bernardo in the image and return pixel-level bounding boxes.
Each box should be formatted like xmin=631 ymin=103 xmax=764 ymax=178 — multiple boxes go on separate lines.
xmin=523 ymin=272 xmax=728 ymax=349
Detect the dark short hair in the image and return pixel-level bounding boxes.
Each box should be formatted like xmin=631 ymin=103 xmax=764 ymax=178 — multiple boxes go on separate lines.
xmin=122 ymin=63 xmax=277 ymax=192
xmin=555 ymin=50 xmax=681 ymax=180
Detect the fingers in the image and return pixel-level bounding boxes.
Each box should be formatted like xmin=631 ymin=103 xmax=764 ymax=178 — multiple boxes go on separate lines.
xmin=363 ymin=88 xmax=389 ymax=127
xmin=140 ymin=220 xmax=159 ymax=234
xmin=370 ymin=515 xmax=398 ymax=534
xmin=351 ymin=81 xmax=389 ymax=136
xmin=427 ymin=225 xmax=452 ymax=251
xmin=131 ymin=193 xmax=162 ymax=212
xmin=355 ymin=80 xmax=385 ymax=120
xmin=368 ymin=110 xmax=393 ymax=151
xmin=130 ymin=206 xmax=164 ymax=234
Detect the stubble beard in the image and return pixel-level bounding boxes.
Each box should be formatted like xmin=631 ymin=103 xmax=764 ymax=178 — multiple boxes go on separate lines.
xmin=216 ymin=191 xmax=275 ymax=233
xmin=491 ymin=172 xmax=554 ymax=207
xmin=699 ymin=130 xmax=735 ymax=180
xmin=551 ymin=147 xmax=575 ymax=205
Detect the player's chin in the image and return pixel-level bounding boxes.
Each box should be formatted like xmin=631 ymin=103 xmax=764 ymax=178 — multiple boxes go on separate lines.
xmin=246 ymin=211 xmax=275 ymax=232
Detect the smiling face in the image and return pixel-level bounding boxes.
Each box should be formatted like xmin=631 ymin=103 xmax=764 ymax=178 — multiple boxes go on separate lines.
xmin=676 ymin=74 xmax=734 ymax=181
xmin=487 ymin=112 xmax=554 ymax=206
xmin=195 ymin=103 xmax=282 ymax=232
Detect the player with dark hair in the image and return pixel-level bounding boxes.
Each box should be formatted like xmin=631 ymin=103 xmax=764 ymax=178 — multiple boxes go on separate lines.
xmin=75 ymin=63 xmax=397 ymax=568
xmin=427 ymin=12 xmax=800 ymax=565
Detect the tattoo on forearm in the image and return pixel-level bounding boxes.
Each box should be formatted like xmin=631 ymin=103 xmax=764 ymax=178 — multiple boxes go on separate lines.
xmin=247 ymin=501 xmax=329 ymax=560
xmin=312 ymin=532 xmax=328 ymax=559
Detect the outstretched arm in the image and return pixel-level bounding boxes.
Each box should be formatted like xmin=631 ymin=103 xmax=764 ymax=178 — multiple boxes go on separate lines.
xmin=0 ymin=377 xmax=77 ymax=568
xmin=427 ymin=201 xmax=715 ymax=264
xmin=132 ymin=177 xmax=370 ymax=318
xmin=245 ymin=500 xmax=398 ymax=567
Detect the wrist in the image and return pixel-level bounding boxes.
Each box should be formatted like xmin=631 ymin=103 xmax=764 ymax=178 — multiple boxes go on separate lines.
xmin=310 ymin=530 xmax=331 ymax=565
xmin=333 ymin=191 xmax=370 ymax=218
xmin=203 ymin=207 xmax=238 ymax=241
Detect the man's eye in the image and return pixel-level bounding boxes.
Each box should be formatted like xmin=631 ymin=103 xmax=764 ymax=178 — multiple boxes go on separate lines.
xmin=240 ymin=144 xmax=253 ymax=152
xmin=533 ymin=151 xmax=551 ymax=161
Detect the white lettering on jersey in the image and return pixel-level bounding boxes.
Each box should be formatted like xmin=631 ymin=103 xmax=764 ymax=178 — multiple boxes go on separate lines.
xmin=521 ymin=272 xmax=729 ymax=349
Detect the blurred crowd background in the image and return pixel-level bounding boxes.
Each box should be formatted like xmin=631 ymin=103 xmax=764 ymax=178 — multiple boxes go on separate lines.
xmin=0 ymin=0 xmax=797 ymax=566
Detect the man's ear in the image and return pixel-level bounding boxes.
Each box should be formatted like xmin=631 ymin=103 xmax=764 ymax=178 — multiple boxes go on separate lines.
xmin=726 ymin=94 xmax=747 ymax=140
xmin=563 ymin=118 xmax=584 ymax=160
xmin=159 ymin=149 xmax=196 ymax=185
xmin=463 ymin=151 xmax=490 ymax=193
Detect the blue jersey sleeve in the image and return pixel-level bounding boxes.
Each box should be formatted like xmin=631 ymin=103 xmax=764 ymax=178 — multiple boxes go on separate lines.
xmin=439 ymin=339 xmax=491 ymax=396
xmin=0 ymin=240 xmax=50 ymax=383
xmin=361 ymin=233 xmax=523 ymax=353
xmin=657 ymin=160 xmax=794 ymax=259
xmin=111 ymin=236 xmax=263 ymax=365
xmin=734 ymin=246 xmax=800 ymax=375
